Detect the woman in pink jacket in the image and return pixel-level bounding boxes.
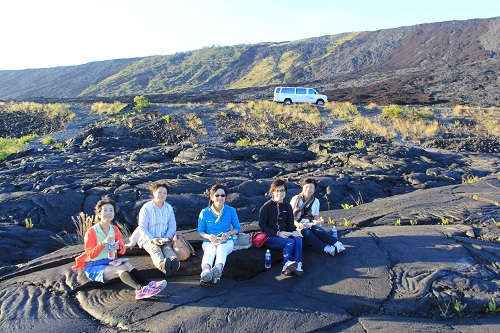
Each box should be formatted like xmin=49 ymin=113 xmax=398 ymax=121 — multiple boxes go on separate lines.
xmin=72 ymin=197 xmax=166 ymax=300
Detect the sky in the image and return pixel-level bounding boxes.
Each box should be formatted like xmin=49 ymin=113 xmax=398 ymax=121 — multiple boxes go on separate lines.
xmin=1 ymin=0 xmax=499 ymax=70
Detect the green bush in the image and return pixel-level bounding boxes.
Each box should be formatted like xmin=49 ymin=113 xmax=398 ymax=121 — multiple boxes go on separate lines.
xmin=236 ymin=138 xmax=251 ymax=147
xmin=354 ymin=139 xmax=365 ymax=149
xmin=0 ymin=134 xmax=38 ymax=162
xmin=18 ymin=134 xmax=38 ymax=144
xmin=42 ymin=136 xmax=56 ymax=145
xmin=382 ymin=105 xmax=404 ymax=118
xmin=133 ymin=96 xmax=151 ymax=111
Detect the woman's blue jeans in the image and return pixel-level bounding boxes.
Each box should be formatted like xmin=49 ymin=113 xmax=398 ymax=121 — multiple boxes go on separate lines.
xmin=301 ymin=225 xmax=337 ymax=254
xmin=266 ymin=235 xmax=302 ymax=265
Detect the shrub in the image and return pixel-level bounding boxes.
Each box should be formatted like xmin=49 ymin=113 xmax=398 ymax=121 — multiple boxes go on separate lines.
xmin=133 ymin=96 xmax=151 ymax=111
xmin=382 ymin=105 xmax=404 ymax=118
xmin=163 ymin=115 xmax=172 ymax=123
xmin=462 ymin=175 xmax=478 ymax=184
xmin=18 ymin=133 xmax=38 ymax=144
xmin=354 ymin=139 xmax=365 ymax=149
xmin=341 ymin=203 xmax=353 ymax=210
xmin=0 ymin=134 xmax=38 ymax=162
xmin=485 ymin=298 xmax=500 ymax=312
xmin=91 ymin=101 xmax=127 ymax=115
xmin=41 ymin=136 xmax=56 ymax=145
xmin=236 ymin=138 xmax=251 ymax=147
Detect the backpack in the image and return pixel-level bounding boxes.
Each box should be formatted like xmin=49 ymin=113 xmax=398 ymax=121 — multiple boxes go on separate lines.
xmin=172 ymin=233 xmax=195 ymax=261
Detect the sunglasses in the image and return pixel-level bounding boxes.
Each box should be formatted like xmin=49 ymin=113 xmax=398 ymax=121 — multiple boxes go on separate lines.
xmin=214 ymin=194 xmax=226 ymax=198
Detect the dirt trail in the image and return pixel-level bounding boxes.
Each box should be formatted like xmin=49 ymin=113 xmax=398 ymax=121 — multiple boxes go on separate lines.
xmin=28 ymin=105 xmax=99 ymax=148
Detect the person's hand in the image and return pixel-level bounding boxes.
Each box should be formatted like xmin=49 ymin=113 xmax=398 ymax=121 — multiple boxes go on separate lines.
xmin=297 ymin=223 xmax=306 ymax=229
xmin=102 ymin=235 xmax=115 ymax=245
xmin=317 ymin=216 xmax=325 ymax=224
xmin=209 ymin=234 xmax=219 ymax=243
xmin=152 ymin=238 xmax=163 ymax=246
xmin=291 ymin=230 xmax=300 ymax=237
xmin=111 ymin=242 xmax=120 ymax=250
xmin=278 ymin=231 xmax=290 ymax=238
xmin=220 ymin=232 xmax=230 ymax=241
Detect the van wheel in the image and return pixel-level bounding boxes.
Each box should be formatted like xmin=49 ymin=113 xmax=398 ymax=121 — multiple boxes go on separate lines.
xmin=316 ymin=99 xmax=324 ymax=106
xmin=284 ymin=99 xmax=292 ymax=105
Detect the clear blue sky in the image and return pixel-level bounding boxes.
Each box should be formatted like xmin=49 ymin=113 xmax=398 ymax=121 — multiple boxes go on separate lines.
xmin=1 ymin=0 xmax=499 ymax=70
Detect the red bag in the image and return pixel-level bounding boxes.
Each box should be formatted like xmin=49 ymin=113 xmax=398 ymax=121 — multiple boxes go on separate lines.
xmin=251 ymin=231 xmax=268 ymax=248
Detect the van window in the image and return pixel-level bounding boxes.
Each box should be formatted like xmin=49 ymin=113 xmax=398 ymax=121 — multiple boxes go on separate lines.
xmin=281 ymin=88 xmax=295 ymax=94
xmin=296 ymin=88 xmax=307 ymax=94
xmin=275 ymin=88 xmax=281 ymax=93
xmin=308 ymin=89 xmax=316 ymax=95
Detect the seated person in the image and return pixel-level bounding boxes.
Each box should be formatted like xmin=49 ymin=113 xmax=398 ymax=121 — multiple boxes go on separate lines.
xmin=136 ymin=182 xmax=180 ymax=277
xmin=259 ymin=178 xmax=303 ymax=276
xmin=198 ymin=184 xmax=241 ymax=285
xmin=290 ymin=177 xmax=345 ymax=256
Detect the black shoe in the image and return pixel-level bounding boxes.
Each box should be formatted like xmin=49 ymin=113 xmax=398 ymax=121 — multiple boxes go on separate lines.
xmin=170 ymin=258 xmax=180 ymax=275
xmin=159 ymin=258 xmax=173 ymax=276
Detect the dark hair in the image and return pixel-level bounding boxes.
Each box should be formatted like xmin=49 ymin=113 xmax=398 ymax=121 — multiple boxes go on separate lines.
xmin=209 ymin=184 xmax=228 ymax=204
xmin=150 ymin=182 xmax=170 ymax=194
xmin=94 ymin=197 xmax=116 ymax=223
xmin=301 ymin=177 xmax=317 ymax=188
xmin=269 ymin=178 xmax=288 ymax=194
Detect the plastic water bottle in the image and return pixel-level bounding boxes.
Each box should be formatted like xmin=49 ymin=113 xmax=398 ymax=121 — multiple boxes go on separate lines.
xmin=331 ymin=225 xmax=338 ymax=238
xmin=232 ymin=234 xmax=238 ymax=244
xmin=264 ymin=249 xmax=271 ymax=268
xmin=107 ymin=242 xmax=116 ymax=260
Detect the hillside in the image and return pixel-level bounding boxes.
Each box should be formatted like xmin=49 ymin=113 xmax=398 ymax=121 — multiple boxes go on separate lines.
xmin=0 ymin=17 xmax=499 ymax=106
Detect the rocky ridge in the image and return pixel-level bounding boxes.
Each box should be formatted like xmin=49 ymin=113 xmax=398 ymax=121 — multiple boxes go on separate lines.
xmin=0 ymin=17 xmax=499 ymax=107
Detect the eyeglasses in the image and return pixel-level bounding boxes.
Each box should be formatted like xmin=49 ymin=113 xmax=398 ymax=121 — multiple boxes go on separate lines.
xmin=274 ymin=189 xmax=286 ymax=193
xmin=214 ymin=194 xmax=226 ymax=198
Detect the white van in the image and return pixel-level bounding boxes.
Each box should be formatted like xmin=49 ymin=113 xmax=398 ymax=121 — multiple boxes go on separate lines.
xmin=273 ymin=87 xmax=328 ymax=105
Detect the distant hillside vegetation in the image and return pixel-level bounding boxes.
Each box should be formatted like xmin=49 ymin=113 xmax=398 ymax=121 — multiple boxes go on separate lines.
xmin=0 ymin=17 xmax=498 ymax=106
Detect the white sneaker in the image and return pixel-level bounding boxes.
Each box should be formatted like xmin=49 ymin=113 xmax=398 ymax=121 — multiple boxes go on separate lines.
xmin=200 ymin=269 xmax=212 ymax=283
xmin=281 ymin=261 xmax=297 ymax=276
xmin=324 ymin=245 xmax=335 ymax=256
xmin=211 ymin=264 xmax=222 ymax=279
xmin=334 ymin=241 xmax=346 ymax=253
xmin=293 ymin=262 xmax=303 ymax=276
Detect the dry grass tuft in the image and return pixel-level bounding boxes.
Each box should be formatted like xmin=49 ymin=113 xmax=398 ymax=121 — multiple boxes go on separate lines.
xmin=349 ymin=116 xmax=396 ymax=139
xmin=325 ymin=101 xmax=359 ymax=119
